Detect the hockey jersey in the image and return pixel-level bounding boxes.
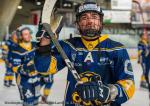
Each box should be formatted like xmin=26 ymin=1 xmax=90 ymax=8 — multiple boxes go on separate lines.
xmin=138 ymin=39 xmax=149 ymax=64
xmin=6 ymin=39 xmax=17 ymax=51
xmin=10 ymin=42 xmax=37 ymax=76
xmin=34 ymin=35 xmax=135 ymax=106
xmin=6 ymin=40 xmax=18 ymax=64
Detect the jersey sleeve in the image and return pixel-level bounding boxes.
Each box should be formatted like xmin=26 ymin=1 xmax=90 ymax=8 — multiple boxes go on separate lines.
xmin=138 ymin=42 xmax=144 ymax=56
xmin=113 ymin=47 xmax=135 ymax=104
xmin=10 ymin=50 xmax=22 ymax=73
xmin=34 ymin=40 xmax=71 ymax=75
xmin=34 ymin=54 xmax=58 ymax=75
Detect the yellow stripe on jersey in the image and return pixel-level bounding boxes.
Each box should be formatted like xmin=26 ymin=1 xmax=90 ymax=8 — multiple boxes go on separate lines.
xmin=19 ymin=42 xmax=32 ymax=51
xmin=12 ymin=66 xmax=20 ymax=73
xmin=16 ymin=74 xmax=21 ymax=85
xmin=100 ymin=46 xmax=125 ymax=51
xmin=81 ymin=34 xmax=108 ymax=51
xmin=43 ymin=89 xmax=51 ymax=96
xmin=39 ymin=56 xmax=57 ymax=75
xmin=48 ymin=56 xmax=57 ymax=74
xmin=28 ymin=71 xmax=37 ymax=76
xmin=141 ymin=39 xmax=148 ymax=46
xmin=1 ymin=45 xmax=8 ymax=51
xmin=138 ymin=50 xmax=142 ymax=56
xmin=117 ymin=79 xmax=135 ymax=99
xmin=141 ymin=75 xmax=146 ymax=81
xmin=76 ymin=46 xmax=125 ymax=52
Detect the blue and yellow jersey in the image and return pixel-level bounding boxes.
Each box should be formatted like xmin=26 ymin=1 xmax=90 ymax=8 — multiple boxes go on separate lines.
xmin=6 ymin=40 xmax=18 ymax=65
xmin=138 ymin=39 xmax=149 ymax=63
xmin=34 ymin=55 xmax=57 ymax=75
xmin=0 ymin=40 xmax=17 ymax=63
xmin=10 ymin=42 xmax=37 ymax=75
xmin=35 ymin=35 xmax=135 ymax=106
xmin=6 ymin=39 xmax=17 ymax=51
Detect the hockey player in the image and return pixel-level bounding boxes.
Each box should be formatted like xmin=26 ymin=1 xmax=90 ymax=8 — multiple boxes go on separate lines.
xmin=11 ymin=27 xmax=40 ymax=106
xmin=3 ymin=31 xmax=18 ymax=87
xmin=38 ymin=69 xmax=55 ymax=103
xmin=138 ymin=32 xmax=149 ymax=89
xmin=36 ymin=12 xmax=63 ymax=103
xmin=35 ymin=0 xmax=135 ymax=106
xmin=36 ymin=39 xmax=55 ymax=103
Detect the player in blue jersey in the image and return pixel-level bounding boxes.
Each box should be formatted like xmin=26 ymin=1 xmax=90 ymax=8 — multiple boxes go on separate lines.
xmin=138 ymin=32 xmax=149 ymax=89
xmin=35 ymin=0 xmax=135 ymax=106
xmin=3 ymin=31 xmax=18 ymax=87
xmin=10 ymin=27 xmax=40 ymax=106
xmin=38 ymin=72 xmax=55 ymax=103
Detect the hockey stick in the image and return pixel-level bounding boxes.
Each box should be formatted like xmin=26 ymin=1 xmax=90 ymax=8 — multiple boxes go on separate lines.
xmin=43 ymin=23 xmax=81 ymax=81
xmin=42 ymin=0 xmax=81 ymax=81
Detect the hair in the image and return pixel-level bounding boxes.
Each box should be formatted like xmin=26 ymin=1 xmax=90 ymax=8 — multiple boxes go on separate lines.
xmin=20 ymin=27 xmax=32 ymax=35
xmin=75 ymin=0 xmax=104 ymax=38
xmin=18 ymin=27 xmax=32 ymax=43
xmin=11 ymin=30 xmax=16 ymax=36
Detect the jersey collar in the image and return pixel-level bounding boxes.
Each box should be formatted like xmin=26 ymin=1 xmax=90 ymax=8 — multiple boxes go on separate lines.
xmin=19 ymin=42 xmax=32 ymax=51
xmin=81 ymin=34 xmax=108 ymax=51
xmin=141 ymin=39 xmax=148 ymax=46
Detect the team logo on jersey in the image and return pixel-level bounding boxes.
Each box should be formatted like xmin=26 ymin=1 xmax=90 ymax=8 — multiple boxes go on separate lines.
xmin=84 ymin=52 xmax=94 ymax=63
xmin=124 ymin=60 xmax=133 ymax=75
xmin=78 ymin=52 xmax=83 ymax=55
xmin=71 ymin=52 xmax=77 ymax=61
xmin=99 ymin=57 xmax=112 ymax=65
xmin=25 ymin=89 xmax=33 ymax=98
xmin=13 ymin=59 xmax=21 ymax=64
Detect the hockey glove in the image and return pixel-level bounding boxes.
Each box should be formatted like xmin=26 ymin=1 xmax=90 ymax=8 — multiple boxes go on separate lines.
xmin=75 ymin=78 xmax=110 ymax=103
xmin=19 ymin=61 xmax=37 ymax=76
xmin=72 ymin=72 xmax=118 ymax=105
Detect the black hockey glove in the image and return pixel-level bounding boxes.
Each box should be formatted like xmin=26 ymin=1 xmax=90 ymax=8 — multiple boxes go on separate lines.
xmin=19 ymin=61 xmax=37 ymax=76
xmin=75 ymin=79 xmax=110 ymax=103
xmin=72 ymin=72 xmax=114 ymax=105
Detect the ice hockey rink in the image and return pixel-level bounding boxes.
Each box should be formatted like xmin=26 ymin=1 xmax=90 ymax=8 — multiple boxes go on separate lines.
xmin=0 ymin=59 xmax=149 ymax=106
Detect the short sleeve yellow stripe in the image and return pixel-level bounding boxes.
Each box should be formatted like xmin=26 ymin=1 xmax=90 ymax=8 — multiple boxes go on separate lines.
xmin=117 ymin=80 xmax=135 ymax=99
xmin=48 ymin=56 xmax=57 ymax=74
xmin=12 ymin=66 xmax=19 ymax=73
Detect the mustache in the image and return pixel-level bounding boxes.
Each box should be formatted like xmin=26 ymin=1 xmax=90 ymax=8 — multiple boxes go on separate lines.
xmin=80 ymin=26 xmax=100 ymax=30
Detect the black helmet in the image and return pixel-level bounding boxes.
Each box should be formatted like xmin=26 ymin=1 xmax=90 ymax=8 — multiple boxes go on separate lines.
xmin=76 ymin=0 xmax=104 ymax=38
xmin=76 ymin=0 xmax=103 ymax=19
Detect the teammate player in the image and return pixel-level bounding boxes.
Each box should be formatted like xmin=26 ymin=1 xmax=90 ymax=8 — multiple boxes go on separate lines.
xmin=11 ymin=27 xmax=40 ymax=106
xmin=35 ymin=0 xmax=135 ymax=105
xmin=138 ymin=32 xmax=149 ymax=89
xmin=3 ymin=31 xmax=18 ymax=87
